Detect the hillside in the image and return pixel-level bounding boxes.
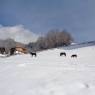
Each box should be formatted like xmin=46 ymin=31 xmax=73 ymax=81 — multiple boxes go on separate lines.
xmin=0 ymin=45 xmax=95 ymax=95
xmin=63 ymin=40 xmax=95 ymax=50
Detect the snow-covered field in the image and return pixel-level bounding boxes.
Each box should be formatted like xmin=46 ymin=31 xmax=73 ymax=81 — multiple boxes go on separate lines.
xmin=0 ymin=46 xmax=95 ymax=95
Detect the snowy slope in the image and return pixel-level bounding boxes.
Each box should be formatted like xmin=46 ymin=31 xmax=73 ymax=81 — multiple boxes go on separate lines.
xmin=0 ymin=46 xmax=95 ymax=95
xmin=63 ymin=41 xmax=95 ymax=50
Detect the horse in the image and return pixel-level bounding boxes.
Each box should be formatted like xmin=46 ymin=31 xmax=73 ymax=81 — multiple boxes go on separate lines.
xmin=60 ymin=52 xmax=66 ymax=57
xmin=71 ymin=54 xmax=77 ymax=58
xmin=30 ymin=52 xmax=37 ymax=57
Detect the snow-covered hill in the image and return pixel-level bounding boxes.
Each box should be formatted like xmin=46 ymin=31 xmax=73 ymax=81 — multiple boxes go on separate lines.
xmin=63 ymin=40 xmax=95 ymax=50
xmin=0 ymin=45 xmax=95 ymax=95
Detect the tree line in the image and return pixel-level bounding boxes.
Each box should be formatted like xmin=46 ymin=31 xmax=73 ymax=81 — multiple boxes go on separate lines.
xmin=28 ymin=29 xmax=73 ymax=51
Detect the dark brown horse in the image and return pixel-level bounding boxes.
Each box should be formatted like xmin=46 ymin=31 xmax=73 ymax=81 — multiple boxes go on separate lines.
xmin=71 ymin=54 xmax=77 ymax=58
xmin=60 ymin=52 xmax=66 ymax=57
xmin=30 ymin=52 xmax=37 ymax=57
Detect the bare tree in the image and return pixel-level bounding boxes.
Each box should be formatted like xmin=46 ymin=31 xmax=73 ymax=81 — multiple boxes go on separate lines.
xmin=45 ymin=29 xmax=73 ymax=48
xmin=27 ymin=29 xmax=74 ymax=51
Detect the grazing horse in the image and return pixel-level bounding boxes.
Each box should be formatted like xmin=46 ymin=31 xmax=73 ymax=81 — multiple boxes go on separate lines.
xmin=71 ymin=54 xmax=77 ymax=58
xmin=0 ymin=47 xmax=5 ymax=54
xmin=30 ymin=52 xmax=37 ymax=57
xmin=60 ymin=52 xmax=66 ymax=57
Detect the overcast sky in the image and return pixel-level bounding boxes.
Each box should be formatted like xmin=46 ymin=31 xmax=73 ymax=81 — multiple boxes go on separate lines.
xmin=0 ymin=0 xmax=95 ymax=43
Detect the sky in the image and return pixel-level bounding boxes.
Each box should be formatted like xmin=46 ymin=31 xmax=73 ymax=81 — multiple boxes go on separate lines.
xmin=0 ymin=0 xmax=95 ymax=43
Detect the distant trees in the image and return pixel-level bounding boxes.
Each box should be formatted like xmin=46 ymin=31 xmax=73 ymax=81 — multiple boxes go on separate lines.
xmin=28 ymin=29 xmax=74 ymax=51
xmin=46 ymin=29 xmax=73 ymax=46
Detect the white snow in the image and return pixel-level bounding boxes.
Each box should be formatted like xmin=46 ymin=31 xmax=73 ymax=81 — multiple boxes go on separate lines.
xmin=0 ymin=46 xmax=95 ymax=95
